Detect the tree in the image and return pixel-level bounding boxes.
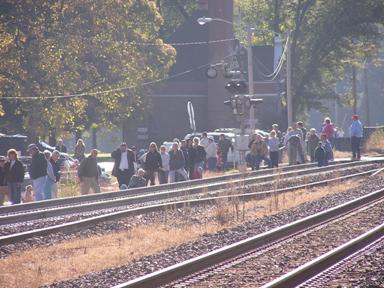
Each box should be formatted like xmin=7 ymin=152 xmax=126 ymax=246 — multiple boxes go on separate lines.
xmin=0 ymin=0 xmax=176 ymax=141
xmin=235 ymin=0 xmax=384 ymax=118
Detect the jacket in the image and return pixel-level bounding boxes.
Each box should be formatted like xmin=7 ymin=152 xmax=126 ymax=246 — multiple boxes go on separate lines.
xmin=111 ymin=148 xmax=135 ymax=177
xmin=322 ymin=123 xmax=334 ymax=140
xmin=4 ymin=160 xmax=24 ymax=183
xmin=314 ymin=146 xmax=325 ymax=164
xmin=169 ymin=149 xmax=185 ymax=170
xmin=55 ymin=144 xmax=67 ymax=153
xmin=78 ymin=156 xmax=99 ymax=179
xmin=250 ymin=140 xmax=269 ymax=157
xmin=30 ymin=152 xmax=47 ymax=180
xmin=206 ymin=142 xmax=217 ymax=158
xmin=350 ymin=120 xmax=363 ymax=138
xmin=145 ymin=151 xmax=162 ymax=171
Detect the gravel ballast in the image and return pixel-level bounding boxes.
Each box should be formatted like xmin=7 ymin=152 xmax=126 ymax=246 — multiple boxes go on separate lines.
xmin=37 ymin=175 xmax=384 ymax=288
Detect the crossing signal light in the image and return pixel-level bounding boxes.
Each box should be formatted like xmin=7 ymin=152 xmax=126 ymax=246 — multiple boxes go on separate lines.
xmin=225 ymin=80 xmax=247 ymax=95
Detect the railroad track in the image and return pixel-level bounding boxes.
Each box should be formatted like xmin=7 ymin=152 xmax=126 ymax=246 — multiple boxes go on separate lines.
xmin=0 ymin=160 xmax=378 ymax=225
xmin=111 ymin=186 xmax=384 ymax=288
xmin=0 ymin=160 xmax=373 ymax=217
xmin=0 ymin=161 xmax=380 ymax=246
xmin=262 ymin=225 xmax=384 ymax=288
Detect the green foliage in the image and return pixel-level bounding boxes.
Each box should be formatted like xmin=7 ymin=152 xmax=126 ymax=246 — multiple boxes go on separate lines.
xmin=235 ymin=0 xmax=384 ymax=117
xmin=156 ymin=0 xmax=197 ymax=38
xmin=0 ymin=0 xmax=176 ymax=138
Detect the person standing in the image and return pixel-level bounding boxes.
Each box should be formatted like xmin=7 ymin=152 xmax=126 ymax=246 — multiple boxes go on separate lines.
xmin=191 ymin=137 xmax=206 ymax=179
xmin=321 ymin=118 xmax=335 ymax=147
xmin=158 ymin=145 xmax=169 ymax=184
xmin=306 ymin=128 xmax=320 ymax=163
xmin=4 ymin=150 xmax=24 ymax=204
xmin=217 ymin=134 xmax=233 ymax=170
xmin=43 ymin=150 xmax=56 ymax=200
xmin=78 ymin=149 xmax=101 ymax=195
xmin=55 ymin=139 xmax=67 ymax=153
xmin=314 ymin=142 xmax=326 ymax=167
xmin=199 ymin=132 xmax=210 ymax=151
xmin=284 ymin=124 xmax=303 ymax=165
xmin=50 ymin=150 xmax=61 ymax=198
xmin=268 ymin=131 xmax=280 ymax=168
xmin=0 ymin=156 xmax=8 ymax=205
xmin=144 ymin=142 xmax=162 ymax=186
xmin=249 ymin=134 xmax=271 ymax=170
xmin=74 ymin=139 xmax=86 ymax=162
xmin=205 ymin=137 xmax=218 ymax=171
xmin=27 ymin=144 xmax=47 ymax=201
xmin=350 ymin=114 xmax=363 ymax=160
xmin=111 ymin=142 xmax=135 ymax=188
xmin=320 ymin=133 xmax=333 ymax=165
xmin=169 ymin=142 xmax=189 ymax=183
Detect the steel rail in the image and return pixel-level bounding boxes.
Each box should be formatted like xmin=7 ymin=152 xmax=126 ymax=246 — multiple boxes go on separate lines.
xmin=0 ymin=161 xmax=376 ymax=222
xmin=261 ymin=223 xmax=384 ymax=288
xmin=0 ymin=160 xmax=359 ymax=215
xmin=111 ymin=188 xmax=384 ymax=288
xmin=0 ymin=167 xmax=378 ymax=246
xmin=0 ymin=163 xmax=376 ymax=226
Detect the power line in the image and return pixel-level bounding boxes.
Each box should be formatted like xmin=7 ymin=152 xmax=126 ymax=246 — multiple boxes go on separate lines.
xmin=0 ymin=53 xmax=234 ymax=101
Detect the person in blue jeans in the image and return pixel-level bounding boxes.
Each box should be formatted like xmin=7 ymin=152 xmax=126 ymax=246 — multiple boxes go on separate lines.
xmin=349 ymin=114 xmax=363 ymax=160
xmin=4 ymin=149 xmax=25 ymax=204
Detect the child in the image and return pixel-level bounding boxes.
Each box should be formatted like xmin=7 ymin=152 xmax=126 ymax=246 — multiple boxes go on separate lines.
xmin=22 ymin=185 xmax=34 ymax=203
xmin=314 ymin=141 xmax=326 ymax=167
xmin=268 ymin=130 xmax=280 ymax=168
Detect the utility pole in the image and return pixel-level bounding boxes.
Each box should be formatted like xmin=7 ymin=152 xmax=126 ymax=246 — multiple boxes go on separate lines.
xmin=286 ymin=33 xmax=293 ymax=126
xmin=364 ymin=65 xmax=370 ymax=126
xmin=247 ymin=26 xmax=255 ymax=132
xmin=352 ymin=65 xmax=357 ymax=115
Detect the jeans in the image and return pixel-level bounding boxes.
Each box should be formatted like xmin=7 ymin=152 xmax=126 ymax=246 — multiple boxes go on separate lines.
xmin=158 ymin=170 xmax=169 ymax=184
xmin=250 ymin=155 xmax=271 ymax=170
xmin=146 ymin=170 xmax=156 ymax=186
xmin=207 ymin=157 xmax=217 ymax=171
xmin=44 ymin=178 xmax=55 ymax=200
xmin=116 ymin=169 xmax=133 ymax=187
xmin=270 ymin=151 xmax=279 ymax=168
xmin=169 ymin=168 xmax=189 ymax=183
xmin=8 ymin=182 xmax=21 ymax=204
xmin=33 ymin=176 xmax=47 ymax=201
xmin=351 ymin=136 xmax=361 ymax=159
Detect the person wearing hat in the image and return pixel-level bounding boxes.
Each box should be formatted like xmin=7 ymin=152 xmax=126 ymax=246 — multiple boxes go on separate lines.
xmin=350 ymin=114 xmax=363 ymax=160
xmin=77 ymin=149 xmax=101 ymax=194
xmin=0 ymin=156 xmax=8 ymax=205
xmin=27 ymin=144 xmax=47 ymax=201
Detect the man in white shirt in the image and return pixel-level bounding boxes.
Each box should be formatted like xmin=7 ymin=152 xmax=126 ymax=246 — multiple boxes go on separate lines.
xmin=199 ymin=132 xmax=210 ymax=150
xmin=206 ymin=137 xmax=218 ymax=171
xmin=111 ymin=142 xmax=135 ymax=188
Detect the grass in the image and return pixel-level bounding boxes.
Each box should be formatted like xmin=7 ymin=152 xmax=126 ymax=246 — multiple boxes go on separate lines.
xmin=0 ymin=177 xmax=362 ymax=288
xmin=365 ymin=129 xmax=384 ymax=153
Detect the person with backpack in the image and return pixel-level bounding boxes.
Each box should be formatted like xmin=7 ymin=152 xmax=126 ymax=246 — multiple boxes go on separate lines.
xmin=314 ymin=141 xmax=326 ymax=167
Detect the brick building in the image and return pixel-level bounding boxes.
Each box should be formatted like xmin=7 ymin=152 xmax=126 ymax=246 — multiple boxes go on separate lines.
xmin=123 ymin=0 xmax=284 ymax=147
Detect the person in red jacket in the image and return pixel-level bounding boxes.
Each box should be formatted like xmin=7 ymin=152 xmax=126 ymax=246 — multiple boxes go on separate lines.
xmin=321 ymin=117 xmax=335 ymax=146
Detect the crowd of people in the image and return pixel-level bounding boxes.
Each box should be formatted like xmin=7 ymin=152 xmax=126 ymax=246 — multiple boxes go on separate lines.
xmin=0 ymin=114 xmax=364 ymax=206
